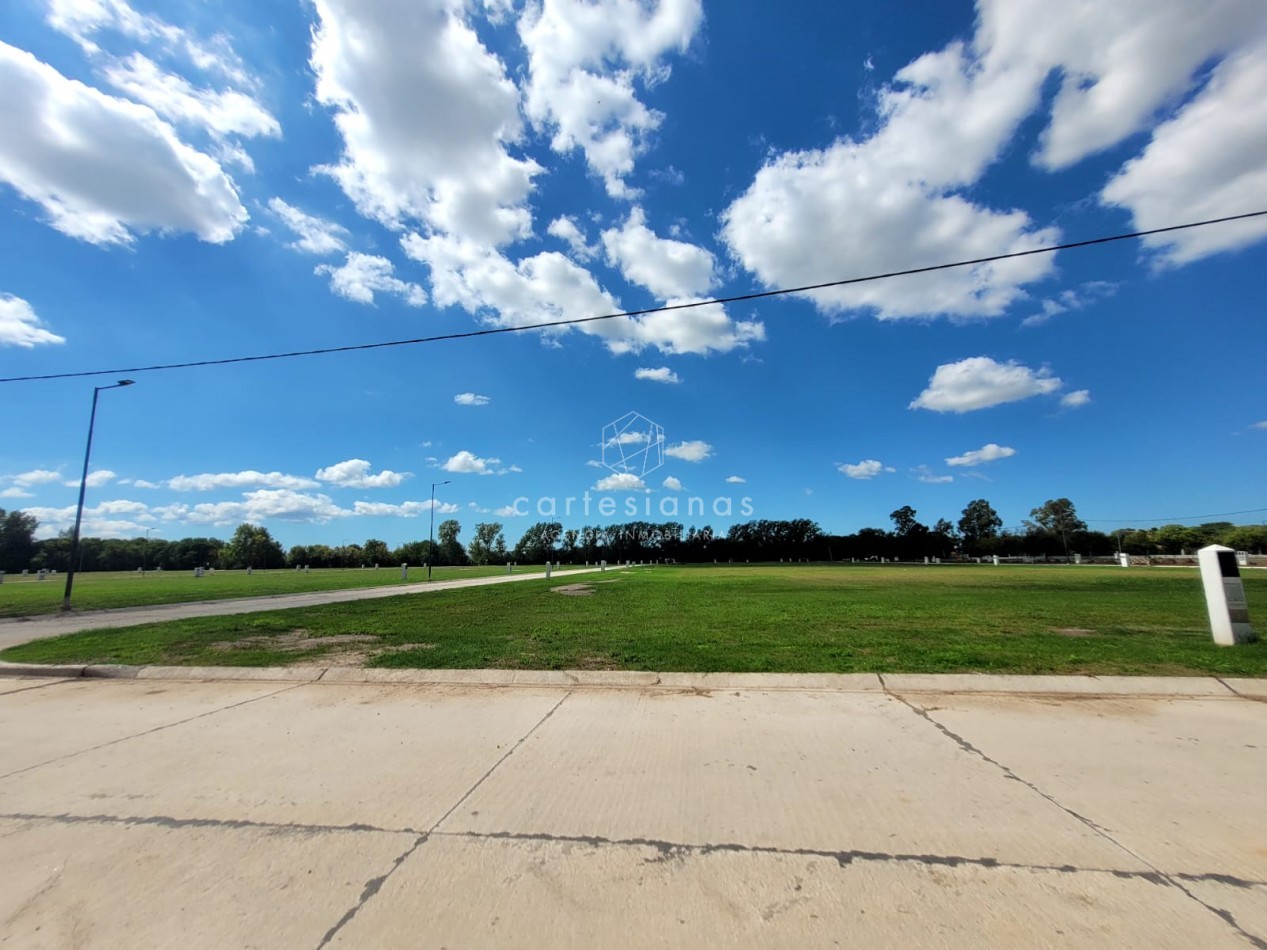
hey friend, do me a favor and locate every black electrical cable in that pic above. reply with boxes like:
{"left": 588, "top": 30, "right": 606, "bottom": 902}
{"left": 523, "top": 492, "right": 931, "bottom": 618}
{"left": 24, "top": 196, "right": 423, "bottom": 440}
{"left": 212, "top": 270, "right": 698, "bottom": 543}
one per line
{"left": 4, "top": 208, "right": 1265, "bottom": 384}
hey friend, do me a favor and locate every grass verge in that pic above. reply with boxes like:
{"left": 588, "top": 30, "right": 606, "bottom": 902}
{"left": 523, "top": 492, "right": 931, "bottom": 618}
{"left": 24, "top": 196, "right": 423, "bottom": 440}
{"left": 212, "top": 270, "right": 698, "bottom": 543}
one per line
{"left": 0, "top": 564, "right": 552, "bottom": 618}
{"left": 5, "top": 565, "right": 1265, "bottom": 676}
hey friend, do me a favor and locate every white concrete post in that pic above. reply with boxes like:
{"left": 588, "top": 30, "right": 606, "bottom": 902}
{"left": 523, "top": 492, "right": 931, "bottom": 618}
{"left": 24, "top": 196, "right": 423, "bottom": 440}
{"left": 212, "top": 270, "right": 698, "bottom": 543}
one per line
{"left": 1074, "top": 553, "right": 1082, "bottom": 565}
{"left": 1198, "top": 545, "right": 1256, "bottom": 645}
{"left": 924, "top": 556, "right": 930, "bottom": 564}
{"left": 1119, "top": 552, "right": 1130, "bottom": 568}
{"left": 507, "top": 563, "right": 512, "bottom": 574}
{"left": 401, "top": 563, "right": 408, "bottom": 580}
{"left": 992, "top": 555, "right": 1000, "bottom": 566}
{"left": 546, "top": 562, "right": 552, "bottom": 579}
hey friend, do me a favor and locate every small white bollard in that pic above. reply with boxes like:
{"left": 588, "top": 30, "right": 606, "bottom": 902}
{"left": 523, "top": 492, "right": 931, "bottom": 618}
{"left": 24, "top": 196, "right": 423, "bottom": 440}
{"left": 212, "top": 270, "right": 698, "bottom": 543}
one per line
{"left": 924, "top": 557, "right": 930, "bottom": 565}
{"left": 194, "top": 567, "right": 204, "bottom": 578}
{"left": 305, "top": 565, "right": 310, "bottom": 573}
{"left": 992, "top": 555, "right": 1000, "bottom": 566}
{"left": 601, "top": 560, "right": 607, "bottom": 572}
{"left": 1074, "top": 553, "right": 1082, "bottom": 565}
{"left": 1118, "top": 552, "right": 1130, "bottom": 568}
{"left": 247, "top": 567, "right": 253, "bottom": 576}
{"left": 401, "top": 563, "right": 408, "bottom": 580}
{"left": 1198, "top": 545, "right": 1256, "bottom": 646}
{"left": 546, "top": 562, "right": 552, "bottom": 579}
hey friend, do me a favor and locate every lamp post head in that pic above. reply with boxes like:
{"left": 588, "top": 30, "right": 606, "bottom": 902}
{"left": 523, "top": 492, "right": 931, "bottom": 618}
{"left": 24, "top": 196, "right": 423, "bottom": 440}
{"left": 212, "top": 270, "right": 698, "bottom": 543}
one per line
{"left": 118, "top": 379, "right": 135, "bottom": 387}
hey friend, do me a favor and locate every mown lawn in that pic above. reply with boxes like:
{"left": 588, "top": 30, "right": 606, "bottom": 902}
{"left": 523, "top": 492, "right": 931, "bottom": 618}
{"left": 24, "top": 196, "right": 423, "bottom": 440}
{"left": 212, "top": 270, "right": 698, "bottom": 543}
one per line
{"left": 4, "top": 565, "right": 1265, "bottom": 677}
{"left": 0, "top": 564, "right": 553, "bottom": 618}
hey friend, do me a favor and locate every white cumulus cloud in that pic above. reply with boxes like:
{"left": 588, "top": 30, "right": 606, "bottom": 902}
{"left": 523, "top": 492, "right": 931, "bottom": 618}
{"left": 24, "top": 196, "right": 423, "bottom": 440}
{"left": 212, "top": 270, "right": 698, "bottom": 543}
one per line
{"left": 665, "top": 440, "right": 713, "bottom": 462}
{"left": 316, "top": 252, "right": 427, "bottom": 307}
{"left": 8, "top": 469, "right": 63, "bottom": 488}
{"left": 838, "top": 460, "right": 895, "bottom": 480}
{"left": 634, "top": 366, "right": 680, "bottom": 384}
{"left": 0, "top": 41, "right": 247, "bottom": 245}
{"left": 442, "top": 450, "right": 508, "bottom": 476}
{"left": 725, "top": 475, "right": 746, "bottom": 484}
{"left": 945, "top": 443, "right": 1016, "bottom": 467}
{"left": 63, "top": 469, "right": 116, "bottom": 488}
{"left": 268, "top": 198, "right": 348, "bottom": 255}
{"left": 315, "top": 459, "right": 410, "bottom": 489}
{"left": 910, "top": 357, "right": 1063, "bottom": 413}
{"left": 720, "top": 0, "right": 1267, "bottom": 320}
{"left": 1060, "top": 390, "right": 1092, "bottom": 409}
{"left": 593, "top": 472, "right": 646, "bottom": 491}
{"left": 454, "top": 392, "right": 491, "bottom": 406}
{"left": 310, "top": 0, "right": 538, "bottom": 245}
{"left": 602, "top": 207, "right": 715, "bottom": 299}
{"left": 166, "top": 471, "right": 321, "bottom": 492}
{"left": 518, "top": 0, "right": 703, "bottom": 197}
{"left": 0, "top": 294, "right": 65, "bottom": 348}
{"left": 547, "top": 215, "right": 596, "bottom": 259}
{"left": 662, "top": 476, "right": 684, "bottom": 491}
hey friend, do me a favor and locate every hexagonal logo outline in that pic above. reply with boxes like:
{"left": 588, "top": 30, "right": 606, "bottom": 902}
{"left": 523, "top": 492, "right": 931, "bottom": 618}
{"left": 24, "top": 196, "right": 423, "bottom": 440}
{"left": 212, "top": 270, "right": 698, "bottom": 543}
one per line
{"left": 600, "top": 411, "right": 665, "bottom": 478}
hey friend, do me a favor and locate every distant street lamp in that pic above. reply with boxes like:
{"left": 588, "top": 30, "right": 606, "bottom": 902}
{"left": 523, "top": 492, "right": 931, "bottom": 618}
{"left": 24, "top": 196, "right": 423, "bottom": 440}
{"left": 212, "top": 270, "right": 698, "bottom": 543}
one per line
{"left": 428, "top": 480, "right": 450, "bottom": 580}
{"left": 62, "top": 379, "right": 135, "bottom": 611}
{"left": 142, "top": 527, "right": 157, "bottom": 576}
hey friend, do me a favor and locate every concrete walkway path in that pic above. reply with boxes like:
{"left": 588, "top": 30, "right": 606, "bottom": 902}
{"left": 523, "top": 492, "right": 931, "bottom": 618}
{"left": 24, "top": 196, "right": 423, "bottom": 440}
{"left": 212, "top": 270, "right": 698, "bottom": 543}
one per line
{"left": 0, "top": 672, "right": 1263, "bottom": 948}
{"left": 0, "top": 565, "right": 626, "bottom": 651}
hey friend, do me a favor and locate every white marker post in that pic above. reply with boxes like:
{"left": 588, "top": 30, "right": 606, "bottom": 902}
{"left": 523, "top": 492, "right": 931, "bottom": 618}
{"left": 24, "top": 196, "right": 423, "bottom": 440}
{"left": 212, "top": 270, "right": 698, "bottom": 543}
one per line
{"left": 1198, "top": 545, "right": 1256, "bottom": 646}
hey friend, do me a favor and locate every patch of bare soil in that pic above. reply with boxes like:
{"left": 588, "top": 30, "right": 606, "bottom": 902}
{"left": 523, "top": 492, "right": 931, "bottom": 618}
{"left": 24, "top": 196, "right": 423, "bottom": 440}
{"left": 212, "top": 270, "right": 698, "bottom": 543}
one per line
{"left": 551, "top": 584, "right": 595, "bottom": 596}
{"left": 1052, "top": 627, "right": 1097, "bottom": 638}
{"left": 574, "top": 653, "right": 619, "bottom": 670}
{"left": 210, "top": 629, "right": 382, "bottom": 652}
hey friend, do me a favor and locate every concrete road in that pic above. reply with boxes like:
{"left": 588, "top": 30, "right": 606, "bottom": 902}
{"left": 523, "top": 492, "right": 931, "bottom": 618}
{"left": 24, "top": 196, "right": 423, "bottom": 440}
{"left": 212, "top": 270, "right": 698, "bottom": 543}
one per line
{"left": 1, "top": 673, "right": 1264, "bottom": 948}
{"left": 0, "top": 565, "right": 626, "bottom": 652}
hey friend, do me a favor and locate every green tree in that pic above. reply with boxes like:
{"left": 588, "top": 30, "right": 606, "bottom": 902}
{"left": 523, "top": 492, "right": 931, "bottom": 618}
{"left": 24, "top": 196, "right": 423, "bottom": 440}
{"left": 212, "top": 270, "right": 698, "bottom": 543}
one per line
{"left": 221, "top": 523, "right": 285, "bottom": 569}
{"left": 363, "top": 538, "right": 391, "bottom": 565}
{"left": 436, "top": 519, "right": 466, "bottom": 565}
{"left": 958, "top": 499, "right": 1002, "bottom": 553}
{"left": 1026, "top": 498, "right": 1086, "bottom": 556}
{"left": 467, "top": 523, "right": 504, "bottom": 565}
{"left": 0, "top": 508, "right": 39, "bottom": 573}
{"left": 512, "top": 521, "right": 562, "bottom": 562}
{"left": 889, "top": 506, "right": 920, "bottom": 537}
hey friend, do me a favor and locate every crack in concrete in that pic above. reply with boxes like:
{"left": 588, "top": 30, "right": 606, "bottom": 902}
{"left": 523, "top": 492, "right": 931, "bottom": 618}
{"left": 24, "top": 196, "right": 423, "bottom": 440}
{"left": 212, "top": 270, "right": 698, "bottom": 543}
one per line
{"left": 0, "top": 678, "right": 75, "bottom": 696}
{"left": 882, "top": 680, "right": 1267, "bottom": 949}
{"left": 0, "top": 810, "right": 423, "bottom": 838}
{"left": 0, "top": 682, "right": 308, "bottom": 781}
{"left": 433, "top": 829, "right": 1267, "bottom": 889}
{"left": 310, "top": 690, "right": 574, "bottom": 949}
{"left": 315, "top": 834, "right": 428, "bottom": 950}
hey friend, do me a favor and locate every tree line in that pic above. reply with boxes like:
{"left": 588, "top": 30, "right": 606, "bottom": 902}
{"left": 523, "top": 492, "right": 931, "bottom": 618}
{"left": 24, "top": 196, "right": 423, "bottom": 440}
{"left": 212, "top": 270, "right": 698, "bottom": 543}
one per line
{"left": 1, "top": 499, "right": 1264, "bottom": 575}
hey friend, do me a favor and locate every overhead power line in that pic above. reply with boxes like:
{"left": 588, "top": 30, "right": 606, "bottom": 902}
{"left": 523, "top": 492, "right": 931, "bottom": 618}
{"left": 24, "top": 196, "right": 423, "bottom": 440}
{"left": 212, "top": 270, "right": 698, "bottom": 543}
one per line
{"left": 4, "top": 208, "right": 1266, "bottom": 385}
{"left": 1082, "top": 507, "right": 1267, "bottom": 525}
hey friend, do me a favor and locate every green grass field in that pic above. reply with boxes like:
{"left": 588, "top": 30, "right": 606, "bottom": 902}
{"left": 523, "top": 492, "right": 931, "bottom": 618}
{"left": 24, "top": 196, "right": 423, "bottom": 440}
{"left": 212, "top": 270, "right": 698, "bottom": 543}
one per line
{"left": 4, "top": 564, "right": 1265, "bottom": 676}
{"left": 0, "top": 564, "right": 555, "bottom": 618}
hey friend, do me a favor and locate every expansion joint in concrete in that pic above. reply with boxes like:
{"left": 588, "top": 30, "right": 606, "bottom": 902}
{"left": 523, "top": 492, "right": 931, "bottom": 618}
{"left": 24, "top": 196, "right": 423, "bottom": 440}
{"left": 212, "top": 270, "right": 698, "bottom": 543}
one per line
{"left": 882, "top": 684, "right": 1267, "bottom": 949}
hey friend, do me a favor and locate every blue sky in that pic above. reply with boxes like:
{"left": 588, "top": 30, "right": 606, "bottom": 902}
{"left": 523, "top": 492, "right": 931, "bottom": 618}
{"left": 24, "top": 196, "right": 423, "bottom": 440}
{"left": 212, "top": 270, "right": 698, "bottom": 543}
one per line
{"left": 1, "top": 0, "right": 1265, "bottom": 547}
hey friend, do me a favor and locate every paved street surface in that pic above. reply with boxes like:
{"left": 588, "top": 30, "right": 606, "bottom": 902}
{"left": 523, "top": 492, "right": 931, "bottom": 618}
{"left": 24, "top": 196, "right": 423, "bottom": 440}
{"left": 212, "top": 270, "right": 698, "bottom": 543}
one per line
{"left": 1, "top": 672, "right": 1264, "bottom": 948}
{"left": 0, "top": 566, "right": 624, "bottom": 652}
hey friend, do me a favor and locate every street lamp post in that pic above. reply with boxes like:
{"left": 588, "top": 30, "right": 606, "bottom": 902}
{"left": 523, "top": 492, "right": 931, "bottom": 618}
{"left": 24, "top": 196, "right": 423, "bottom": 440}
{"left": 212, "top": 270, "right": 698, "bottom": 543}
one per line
{"left": 62, "top": 379, "right": 134, "bottom": 611}
{"left": 428, "top": 480, "right": 450, "bottom": 580}
{"left": 142, "top": 527, "right": 156, "bottom": 576}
